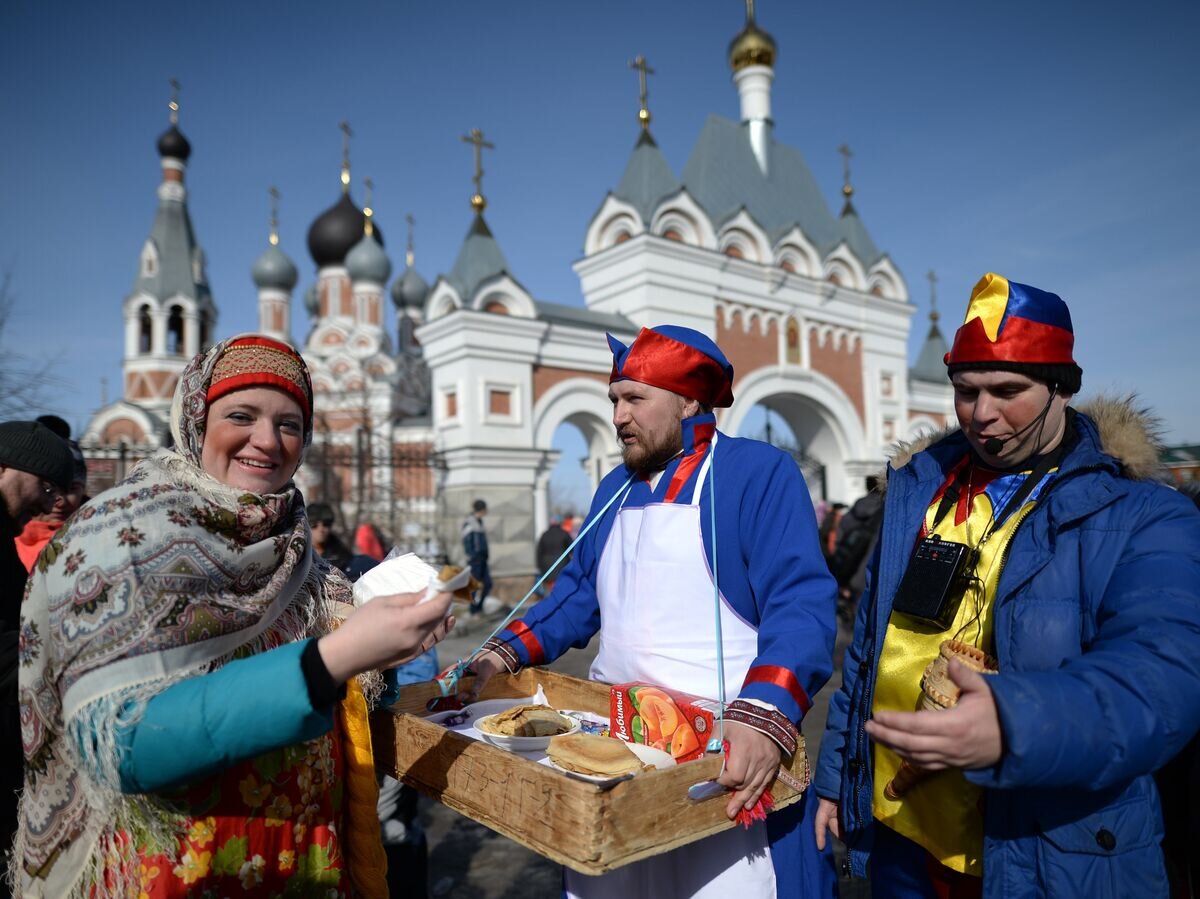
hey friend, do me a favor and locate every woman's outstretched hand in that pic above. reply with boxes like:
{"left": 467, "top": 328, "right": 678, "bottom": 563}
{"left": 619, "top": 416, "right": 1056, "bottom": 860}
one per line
{"left": 318, "top": 591, "right": 455, "bottom": 684}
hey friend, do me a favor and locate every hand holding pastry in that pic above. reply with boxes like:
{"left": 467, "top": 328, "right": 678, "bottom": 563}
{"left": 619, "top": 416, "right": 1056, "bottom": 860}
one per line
{"left": 867, "top": 658, "right": 1003, "bottom": 773}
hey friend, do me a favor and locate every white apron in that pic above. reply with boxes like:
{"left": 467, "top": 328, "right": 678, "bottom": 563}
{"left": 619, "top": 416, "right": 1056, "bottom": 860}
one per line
{"left": 568, "top": 442, "right": 777, "bottom": 898}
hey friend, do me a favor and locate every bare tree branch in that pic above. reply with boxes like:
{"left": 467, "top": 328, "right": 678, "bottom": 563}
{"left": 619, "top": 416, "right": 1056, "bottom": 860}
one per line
{"left": 0, "top": 272, "right": 65, "bottom": 420}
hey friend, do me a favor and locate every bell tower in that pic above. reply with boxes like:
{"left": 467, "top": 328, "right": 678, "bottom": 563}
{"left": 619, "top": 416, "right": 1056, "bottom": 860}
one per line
{"left": 122, "top": 80, "right": 217, "bottom": 410}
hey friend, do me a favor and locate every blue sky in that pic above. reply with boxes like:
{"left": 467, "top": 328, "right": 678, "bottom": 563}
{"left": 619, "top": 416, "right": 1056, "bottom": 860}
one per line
{"left": 2, "top": 0, "right": 1197, "bottom": 505}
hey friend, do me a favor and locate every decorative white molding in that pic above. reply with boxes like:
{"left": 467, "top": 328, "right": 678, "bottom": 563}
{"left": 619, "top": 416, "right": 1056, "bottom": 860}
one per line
{"left": 82, "top": 401, "right": 162, "bottom": 447}
{"left": 823, "top": 243, "right": 867, "bottom": 292}
{"left": 772, "top": 227, "right": 821, "bottom": 278}
{"left": 806, "top": 320, "right": 862, "bottom": 352}
{"left": 480, "top": 378, "right": 523, "bottom": 427}
{"left": 425, "top": 278, "right": 462, "bottom": 321}
{"left": 648, "top": 189, "right": 718, "bottom": 249}
{"left": 716, "top": 209, "right": 770, "bottom": 263}
{"left": 470, "top": 273, "right": 537, "bottom": 319}
{"left": 716, "top": 300, "right": 778, "bottom": 337}
{"left": 584, "top": 195, "right": 646, "bottom": 256}
{"left": 438, "top": 381, "right": 463, "bottom": 429}
{"left": 866, "top": 257, "right": 908, "bottom": 303}
{"left": 531, "top": 378, "right": 613, "bottom": 452}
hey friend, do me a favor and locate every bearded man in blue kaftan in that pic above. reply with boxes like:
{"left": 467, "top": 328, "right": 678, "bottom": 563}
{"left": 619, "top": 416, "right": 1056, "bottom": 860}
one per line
{"left": 469, "top": 325, "right": 838, "bottom": 898}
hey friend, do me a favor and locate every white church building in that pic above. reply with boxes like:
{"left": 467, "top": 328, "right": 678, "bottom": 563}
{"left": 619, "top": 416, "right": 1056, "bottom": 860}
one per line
{"left": 83, "top": 7, "right": 952, "bottom": 583}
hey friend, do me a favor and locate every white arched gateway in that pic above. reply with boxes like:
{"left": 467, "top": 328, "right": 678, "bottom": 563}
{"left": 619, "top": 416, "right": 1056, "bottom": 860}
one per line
{"left": 531, "top": 378, "right": 620, "bottom": 536}
{"left": 721, "top": 367, "right": 870, "bottom": 504}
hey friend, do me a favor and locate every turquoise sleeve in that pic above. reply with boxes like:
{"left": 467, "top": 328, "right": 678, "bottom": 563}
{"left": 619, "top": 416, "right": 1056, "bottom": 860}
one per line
{"left": 115, "top": 638, "right": 334, "bottom": 793}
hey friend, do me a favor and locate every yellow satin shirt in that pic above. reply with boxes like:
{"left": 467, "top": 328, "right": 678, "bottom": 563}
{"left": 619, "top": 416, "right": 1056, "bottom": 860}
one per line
{"left": 872, "top": 457, "right": 1056, "bottom": 876}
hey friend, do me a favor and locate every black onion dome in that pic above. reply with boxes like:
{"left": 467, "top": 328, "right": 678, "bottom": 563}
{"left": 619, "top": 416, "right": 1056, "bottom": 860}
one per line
{"left": 306, "top": 193, "right": 384, "bottom": 268}
{"left": 156, "top": 125, "right": 191, "bottom": 161}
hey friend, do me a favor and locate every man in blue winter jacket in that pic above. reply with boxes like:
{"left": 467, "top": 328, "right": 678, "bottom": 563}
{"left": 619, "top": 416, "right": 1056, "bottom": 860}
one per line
{"left": 815, "top": 272, "right": 1200, "bottom": 898}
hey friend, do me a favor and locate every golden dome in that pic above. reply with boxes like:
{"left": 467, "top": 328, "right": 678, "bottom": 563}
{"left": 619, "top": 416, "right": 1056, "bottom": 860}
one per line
{"left": 728, "top": 19, "right": 776, "bottom": 71}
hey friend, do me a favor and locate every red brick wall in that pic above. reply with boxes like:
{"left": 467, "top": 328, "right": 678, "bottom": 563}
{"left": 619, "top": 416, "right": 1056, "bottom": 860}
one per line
{"left": 393, "top": 442, "right": 435, "bottom": 498}
{"left": 716, "top": 309, "right": 777, "bottom": 381}
{"left": 809, "top": 331, "right": 864, "bottom": 425}
{"left": 489, "top": 389, "right": 512, "bottom": 415}
{"left": 531, "top": 365, "right": 608, "bottom": 405}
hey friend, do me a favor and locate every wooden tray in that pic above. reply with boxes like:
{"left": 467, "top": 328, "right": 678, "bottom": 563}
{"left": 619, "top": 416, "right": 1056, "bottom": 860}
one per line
{"left": 370, "top": 668, "right": 809, "bottom": 875}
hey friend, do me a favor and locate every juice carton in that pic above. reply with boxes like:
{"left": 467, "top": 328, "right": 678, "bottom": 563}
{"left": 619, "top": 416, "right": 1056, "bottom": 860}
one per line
{"left": 609, "top": 682, "right": 723, "bottom": 763}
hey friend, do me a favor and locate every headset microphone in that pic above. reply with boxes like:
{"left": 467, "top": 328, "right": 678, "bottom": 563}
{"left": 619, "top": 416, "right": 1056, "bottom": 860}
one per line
{"left": 981, "top": 385, "right": 1058, "bottom": 456}
{"left": 982, "top": 435, "right": 1006, "bottom": 456}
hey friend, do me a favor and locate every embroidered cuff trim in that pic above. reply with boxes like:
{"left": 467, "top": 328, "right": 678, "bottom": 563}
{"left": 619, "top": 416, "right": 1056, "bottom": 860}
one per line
{"left": 481, "top": 638, "right": 521, "bottom": 674}
{"left": 726, "top": 699, "right": 799, "bottom": 756}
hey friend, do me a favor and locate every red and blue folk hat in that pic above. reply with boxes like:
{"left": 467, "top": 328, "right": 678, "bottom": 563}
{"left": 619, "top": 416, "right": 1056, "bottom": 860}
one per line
{"left": 608, "top": 326, "right": 735, "bottom": 407}
{"left": 945, "top": 273, "right": 1082, "bottom": 392}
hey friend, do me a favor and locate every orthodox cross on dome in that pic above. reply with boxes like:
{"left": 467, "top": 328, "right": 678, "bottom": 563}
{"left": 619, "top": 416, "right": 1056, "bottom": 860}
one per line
{"left": 268, "top": 186, "right": 280, "bottom": 246}
{"left": 405, "top": 213, "right": 415, "bottom": 267}
{"left": 461, "top": 128, "right": 495, "bottom": 213}
{"left": 168, "top": 78, "right": 180, "bottom": 125}
{"left": 838, "top": 143, "right": 854, "bottom": 200}
{"left": 629, "top": 54, "right": 655, "bottom": 131}
{"left": 927, "top": 269, "right": 939, "bottom": 322}
{"left": 363, "top": 176, "right": 375, "bottom": 236}
{"left": 339, "top": 120, "right": 353, "bottom": 192}
{"left": 745, "top": 0, "right": 756, "bottom": 21}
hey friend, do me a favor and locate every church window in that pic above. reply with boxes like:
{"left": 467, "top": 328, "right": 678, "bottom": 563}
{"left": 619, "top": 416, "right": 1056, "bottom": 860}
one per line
{"left": 780, "top": 258, "right": 796, "bottom": 273}
{"left": 445, "top": 391, "right": 458, "bottom": 418}
{"left": 662, "top": 228, "right": 684, "bottom": 242}
{"left": 828, "top": 273, "right": 842, "bottom": 286}
{"left": 882, "top": 419, "right": 896, "bottom": 441}
{"left": 199, "top": 316, "right": 210, "bottom": 350}
{"left": 614, "top": 230, "right": 632, "bottom": 245}
{"left": 484, "top": 301, "right": 509, "bottom": 315}
{"left": 785, "top": 317, "right": 801, "bottom": 365}
{"left": 881, "top": 372, "right": 894, "bottom": 397}
{"left": 138, "top": 305, "right": 152, "bottom": 353}
{"left": 167, "top": 305, "right": 184, "bottom": 355}
{"left": 724, "top": 244, "right": 744, "bottom": 259}
{"left": 489, "top": 389, "right": 511, "bottom": 416}
{"left": 870, "top": 284, "right": 884, "bottom": 297}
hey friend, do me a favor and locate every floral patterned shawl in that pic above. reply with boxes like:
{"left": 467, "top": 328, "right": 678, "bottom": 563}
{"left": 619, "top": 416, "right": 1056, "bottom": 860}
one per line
{"left": 12, "top": 338, "right": 356, "bottom": 897}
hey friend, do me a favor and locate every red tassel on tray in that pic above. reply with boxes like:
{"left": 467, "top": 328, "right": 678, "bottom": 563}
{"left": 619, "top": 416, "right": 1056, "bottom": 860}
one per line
{"left": 722, "top": 739, "right": 777, "bottom": 830}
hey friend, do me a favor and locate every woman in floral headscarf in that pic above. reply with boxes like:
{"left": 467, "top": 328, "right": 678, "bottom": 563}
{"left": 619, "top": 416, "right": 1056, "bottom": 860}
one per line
{"left": 13, "top": 336, "right": 453, "bottom": 898}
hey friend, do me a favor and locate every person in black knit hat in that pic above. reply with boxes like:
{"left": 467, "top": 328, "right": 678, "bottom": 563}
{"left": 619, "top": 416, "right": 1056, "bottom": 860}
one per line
{"left": 0, "top": 420, "right": 74, "bottom": 897}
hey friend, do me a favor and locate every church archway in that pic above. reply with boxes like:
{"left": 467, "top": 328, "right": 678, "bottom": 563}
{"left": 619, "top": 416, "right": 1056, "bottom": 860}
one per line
{"left": 532, "top": 379, "right": 617, "bottom": 536}
{"left": 720, "top": 368, "right": 867, "bottom": 505}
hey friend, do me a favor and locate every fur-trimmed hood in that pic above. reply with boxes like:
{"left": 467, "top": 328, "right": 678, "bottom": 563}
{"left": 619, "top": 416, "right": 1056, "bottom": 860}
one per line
{"left": 884, "top": 395, "right": 1166, "bottom": 487}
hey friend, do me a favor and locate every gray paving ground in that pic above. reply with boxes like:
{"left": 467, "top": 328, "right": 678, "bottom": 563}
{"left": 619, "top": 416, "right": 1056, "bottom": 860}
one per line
{"left": 410, "top": 605, "right": 868, "bottom": 898}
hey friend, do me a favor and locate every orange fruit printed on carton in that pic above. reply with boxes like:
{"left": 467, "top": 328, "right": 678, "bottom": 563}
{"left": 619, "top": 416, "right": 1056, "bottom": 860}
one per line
{"left": 609, "top": 682, "right": 721, "bottom": 763}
